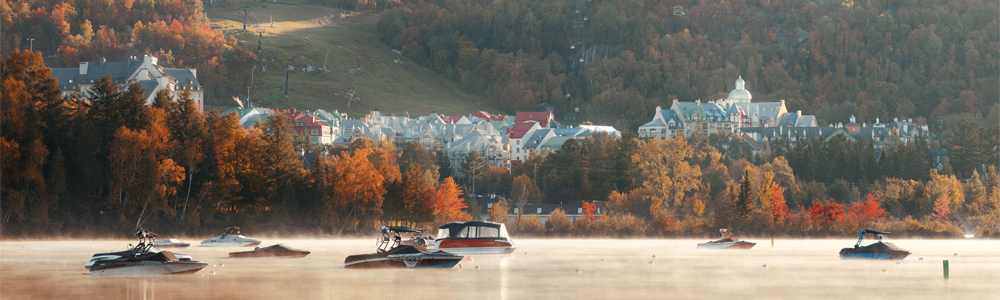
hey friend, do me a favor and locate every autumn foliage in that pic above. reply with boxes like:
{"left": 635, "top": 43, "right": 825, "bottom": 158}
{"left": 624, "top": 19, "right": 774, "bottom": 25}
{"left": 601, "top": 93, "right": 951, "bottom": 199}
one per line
{"left": 429, "top": 177, "right": 471, "bottom": 226}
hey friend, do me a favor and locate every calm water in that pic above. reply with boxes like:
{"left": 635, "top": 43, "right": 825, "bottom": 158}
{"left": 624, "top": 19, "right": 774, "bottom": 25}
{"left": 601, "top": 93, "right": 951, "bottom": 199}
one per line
{"left": 1, "top": 238, "right": 997, "bottom": 299}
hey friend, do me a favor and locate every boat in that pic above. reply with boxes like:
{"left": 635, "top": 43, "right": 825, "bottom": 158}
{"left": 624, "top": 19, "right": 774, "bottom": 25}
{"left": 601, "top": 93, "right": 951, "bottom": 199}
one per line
{"left": 429, "top": 221, "right": 516, "bottom": 254}
{"left": 343, "top": 226, "right": 463, "bottom": 269}
{"left": 85, "top": 246, "right": 193, "bottom": 269}
{"left": 229, "top": 244, "right": 311, "bottom": 258}
{"left": 200, "top": 226, "right": 263, "bottom": 247}
{"left": 89, "top": 229, "right": 208, "bottom": 275}
{"left": 697, "top": 228, "right": 756, "bottom": 249}
{"left": 152, "top": 239, "right": 191, "bottom": 248}
{"left": 85, "top": 229, "right": 192, "bottom": 269}
{"left": 839, "top": 229, "right": 911, "bottom": 260}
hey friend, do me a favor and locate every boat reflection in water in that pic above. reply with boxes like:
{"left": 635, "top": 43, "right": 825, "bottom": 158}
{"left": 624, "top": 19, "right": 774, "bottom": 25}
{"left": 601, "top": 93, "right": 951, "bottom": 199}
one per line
{"left": 343, "top": 226, "right": 463, "bottom": 269}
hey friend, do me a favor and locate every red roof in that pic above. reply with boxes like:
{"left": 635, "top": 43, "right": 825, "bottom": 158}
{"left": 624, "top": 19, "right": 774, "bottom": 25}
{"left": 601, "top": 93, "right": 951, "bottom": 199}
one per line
{"left": 295, "top": 114, "right": 329, "bottom": 127}
{"left": 473, "top": 111, "right": 505, "bottom": 121}
{"left": 507, "top": 121, "right": 538, "bottom": 139}
{"left": 515, "top": 111, "right": 553, "bottom": 128}
{"left": 440, "top": 115, "right": 468, "bottom": 124}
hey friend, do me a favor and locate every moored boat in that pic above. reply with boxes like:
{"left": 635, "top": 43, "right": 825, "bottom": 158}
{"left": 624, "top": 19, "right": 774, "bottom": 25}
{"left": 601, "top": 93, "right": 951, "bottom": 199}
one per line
{"left": 343, "top": 226, "right": 463, "bottom": 269}
{"left": 839, "top": 229, "right": 911, "bottom": 260}
{"left": 229, "top": 244, "right": 311, "bottom": 258}
{"left": 429, "top": 221, "right": 516, "bottom": 254}
{"left": 85, "top": 229, "right": 192, "bottom": 269}
{"left": 200, "top": 227, "right": 262, "bottom": 247}
{"left": 89, "top": 229, "right": 208, "bottom": 275}
{"left": 697, "top": 228, "right": 756, "bottom": 249}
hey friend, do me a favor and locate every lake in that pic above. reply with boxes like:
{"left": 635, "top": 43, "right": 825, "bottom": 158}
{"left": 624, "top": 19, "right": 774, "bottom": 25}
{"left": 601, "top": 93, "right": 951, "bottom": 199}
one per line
{"left": 1, "top": 238, "right": 997, "bottom": 299}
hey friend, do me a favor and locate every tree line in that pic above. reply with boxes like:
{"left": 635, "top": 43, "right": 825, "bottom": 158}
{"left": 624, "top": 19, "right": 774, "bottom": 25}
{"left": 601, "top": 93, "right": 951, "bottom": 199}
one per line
{"left": 469, "top": 130, "right": 999, "bottom": 237}
{"left": 3, "top": 50, "right": 998, "bottom": 238}
{"left": 0, "top": 50, "right": 470, "bottom": 237}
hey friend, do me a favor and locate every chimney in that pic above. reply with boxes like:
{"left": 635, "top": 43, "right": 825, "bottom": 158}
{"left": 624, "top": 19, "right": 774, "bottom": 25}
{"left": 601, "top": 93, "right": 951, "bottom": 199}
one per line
{"left": 99, "top": 57, "right": 106, "bottom": 67}
{"left": 695, "top": 99, "right": 701, "bottom": 105}
{"left": 797, "top": 110, "right": 802, "bottom": 116}
{"left": 672, "top": 99, "right": 679, "bottom": 107}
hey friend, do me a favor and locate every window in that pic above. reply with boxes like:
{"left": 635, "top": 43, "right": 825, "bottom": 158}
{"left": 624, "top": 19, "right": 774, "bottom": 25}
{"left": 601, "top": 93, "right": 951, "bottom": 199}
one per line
{"left": 310, "top": 129, "right": 319, "bottom": 135}
{"left": 479, "top": 227, "right": 500, "bottom": 238}
{"left": 513, "top": 208, "right": 518, "bottom": 214}
{"left": 536, "top": 208, "right": 541, "bottom": 214}
{"left": 578, "top": 208, "right": 583, "bottom": 214}
{"left": 487, "top": 203, "right": 492, "bottom": 208}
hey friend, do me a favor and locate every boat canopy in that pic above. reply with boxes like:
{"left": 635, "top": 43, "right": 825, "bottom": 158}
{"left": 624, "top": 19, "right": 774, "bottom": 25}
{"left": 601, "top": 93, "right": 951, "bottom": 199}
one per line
{"left": 386, "top": 226, "right": 423, "bottom": 233}
{"left": 436, "top": 221, "right": 510, "bottom": 239}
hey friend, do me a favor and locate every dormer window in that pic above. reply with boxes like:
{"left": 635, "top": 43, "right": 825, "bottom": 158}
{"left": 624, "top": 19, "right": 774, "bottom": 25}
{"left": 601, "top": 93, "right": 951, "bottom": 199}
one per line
{"left": 68, "top": 79, "right": 74, "bottom": 83}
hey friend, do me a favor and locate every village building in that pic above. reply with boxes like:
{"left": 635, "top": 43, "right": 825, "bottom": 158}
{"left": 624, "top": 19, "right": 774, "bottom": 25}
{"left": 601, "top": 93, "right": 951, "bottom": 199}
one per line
{"left": 50, "top": 55, "right": 204, "bottom": 110}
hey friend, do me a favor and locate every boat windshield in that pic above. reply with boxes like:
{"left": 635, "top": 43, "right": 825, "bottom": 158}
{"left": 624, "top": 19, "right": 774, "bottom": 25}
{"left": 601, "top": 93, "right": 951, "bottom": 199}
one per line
{"left": 499, "top": 224, "right": 511, "bottom": 239}
{"left": 436, "top": 228, "right": 449, "bottom": 239}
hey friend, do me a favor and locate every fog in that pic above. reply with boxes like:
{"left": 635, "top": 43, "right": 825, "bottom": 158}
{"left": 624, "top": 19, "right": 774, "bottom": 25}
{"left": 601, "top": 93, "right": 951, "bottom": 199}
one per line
{"left": 2, "top": 238, "right": 997, "bottom": 299}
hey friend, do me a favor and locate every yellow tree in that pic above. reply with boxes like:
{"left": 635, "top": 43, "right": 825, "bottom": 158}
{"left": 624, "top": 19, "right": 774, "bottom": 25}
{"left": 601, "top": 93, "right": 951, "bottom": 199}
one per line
{"left": 632, "top": 135, "right": 702, "bottom": 223}
{"left": 330, "top": 148, "right": 385, "bottom": 231}
{"left": 924, "top": 169, "right": 965, "bottom": 216}
{"left": 198, "top": 111, "right": 247, "bottom": 224}
{"left": 430, "top": 177, "right": 471, "bottom": 226}
{"left": 106, "top": 108, "right": 184, "bottom": 230}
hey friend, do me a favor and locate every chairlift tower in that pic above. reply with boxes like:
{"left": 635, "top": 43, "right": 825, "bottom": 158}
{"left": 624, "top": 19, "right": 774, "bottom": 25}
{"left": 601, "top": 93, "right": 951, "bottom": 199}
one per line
{"left": 243, "top": 8, "right": 252, "bottom": 31}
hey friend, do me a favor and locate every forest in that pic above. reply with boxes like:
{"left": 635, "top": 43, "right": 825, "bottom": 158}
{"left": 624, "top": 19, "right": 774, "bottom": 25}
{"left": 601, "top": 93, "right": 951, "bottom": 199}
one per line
{"left": 3, "top": 50, "right": 999, "bottom": 238}
{"left": 374, "top": 0, "right": 999, "bottom": 132}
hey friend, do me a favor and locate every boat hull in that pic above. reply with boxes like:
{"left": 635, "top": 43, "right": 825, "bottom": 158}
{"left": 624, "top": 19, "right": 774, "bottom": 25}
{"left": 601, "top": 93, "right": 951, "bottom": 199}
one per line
{"left": 200, "top": 235, "right": 262, "bottom": 247}
{"left": 344, "top": 253, "right": 463, "bottom": 269}
{"left": 839, "top": 242, "right": 911, "bottom": 260}
{"left": 697, "top": 241, "right": 756, "bottom": 249}
{"left": 152, "top": 240, "right": 190, "bottom": 248}
{"left": 90, "top": 261, "right": 208, "bottom": 275}
{"left": 839, "top": 252, "right": 909, "bottom": 260}
{"left": 432, "top": 239, "right": 516, "bottom": 254}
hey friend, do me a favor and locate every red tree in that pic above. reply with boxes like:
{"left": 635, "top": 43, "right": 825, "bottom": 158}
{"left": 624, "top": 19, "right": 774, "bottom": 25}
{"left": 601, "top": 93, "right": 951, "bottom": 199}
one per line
{"left": 844, "top": 194, "right": 890, "bottom": 228}
{"left": 931, "top": 197, "right": 951, "bottom": 223}
{"left": 582, "top": 201, "right": 598, "bottom": 223}
{"left": 807, "top": 199, "right": 845, "bottom": 227}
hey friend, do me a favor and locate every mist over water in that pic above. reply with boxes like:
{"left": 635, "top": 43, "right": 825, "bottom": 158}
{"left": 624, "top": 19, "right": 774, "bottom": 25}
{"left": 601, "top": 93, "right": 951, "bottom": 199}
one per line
{"left": 2, "top": 238, "right": 997, "bottom": 299}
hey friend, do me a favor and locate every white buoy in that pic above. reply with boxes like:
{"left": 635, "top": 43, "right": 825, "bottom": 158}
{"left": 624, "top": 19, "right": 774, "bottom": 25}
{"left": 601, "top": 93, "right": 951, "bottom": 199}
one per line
{"left": 918, "top": 257, "right": 924, "bottom": 261}
{"left": 648, "top": 261, "right": 655, "bottom": 266}
{"left": 953, "top": 253, "right": 959, "bottom": 258}
{"left": 651, "top": 255, "right": 657, "bottom": 258}
{"left": 209, "top": 271, "right": 216, "bottom": 275}
{"left": 574, "top": 269, "right": 582, "bottom": 274}
{"left": 219, "top": 263, "right": 224, "bottom": 267}
{"left": 895, "top": 261, "right": 902, "bottom": 266}
{"left": 882, "top": 269, "right": 888, "bottom": 273}
{"left": 600, "top": 258, "right": 605, "bottom": 261}
{"left": 474, "top": 266, "right": 480, "bottom": 269}
{"left": 762, "top": 264, "right": 768, "bottom": 269}
{"left": 212, "top": 264, "right": 217, "bottom": 267}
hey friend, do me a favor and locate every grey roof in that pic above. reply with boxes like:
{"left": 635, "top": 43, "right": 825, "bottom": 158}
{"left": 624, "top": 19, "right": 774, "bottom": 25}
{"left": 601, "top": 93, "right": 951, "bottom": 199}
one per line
{"left": 160, "top": 67, "right": 202, "bottom": 89}
{"left": 137, "top": 80, "right": 159, "bottom": 98}
{"left": 51, "top": 68, "right": 80, "bottom": 91}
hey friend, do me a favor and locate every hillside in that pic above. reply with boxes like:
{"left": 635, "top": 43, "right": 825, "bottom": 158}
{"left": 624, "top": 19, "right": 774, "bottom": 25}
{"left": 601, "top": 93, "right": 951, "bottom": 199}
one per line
{"left": 205, "top": 0, "right": 492, "bottom": 117}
